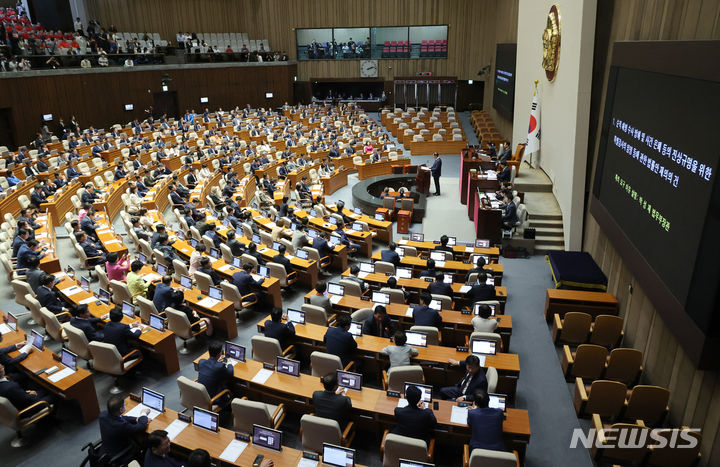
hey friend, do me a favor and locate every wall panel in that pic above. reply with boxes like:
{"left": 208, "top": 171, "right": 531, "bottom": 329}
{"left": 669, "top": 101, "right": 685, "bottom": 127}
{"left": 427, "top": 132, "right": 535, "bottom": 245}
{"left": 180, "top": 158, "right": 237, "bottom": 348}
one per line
{"left": 0, "top": 64, "right": 295, "bottom": 146}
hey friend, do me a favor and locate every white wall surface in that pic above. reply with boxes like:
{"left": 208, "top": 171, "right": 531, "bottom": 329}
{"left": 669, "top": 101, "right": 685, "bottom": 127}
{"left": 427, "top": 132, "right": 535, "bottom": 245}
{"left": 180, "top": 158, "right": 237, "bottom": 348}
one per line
{"left": 512, "top": 0, "right": 596, "bottom": 249}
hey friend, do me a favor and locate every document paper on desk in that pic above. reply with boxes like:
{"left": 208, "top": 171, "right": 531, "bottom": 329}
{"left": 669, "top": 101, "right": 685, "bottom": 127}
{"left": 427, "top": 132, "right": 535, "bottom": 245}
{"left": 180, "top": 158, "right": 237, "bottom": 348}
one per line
{"left": 330, "top": 295, "right": 343, "bottom": 305}
{"left": 61, "top": 286, "right": 85, "bottom": 297}
{"left": 219, "top": 439, "right": 248, "bottom": 462}
{"left": 251, "top": 368, "right": 273, "bottom": 384}
{"left": 125, "top": 404, "right": 162, "bottom": 420}
{"left": 164, "top": 419, "right": 188, "bottom": 440}
{"left": 197, "top": 297, "right": 219, "bottom": 308}
{"left": 406, "top": 307, "right": 415, "bottom": 317}
{"left": 79, "top": 297, "right": 97, "bottom": 305}
{"left": 297, "top": 458, "right": 319, "bottom": 467}
{"left": 459, "top": 285, "right": 472, "bottom": 293}
{"left": 0, "top": 324, "right": 12, "bottom": 334}
{"left": 48, "top": 367, "right": 75, "bottom": 383}
{"left": 465, "top": 246, "right": 475, "bottom": 253}
{"left": 450, "top": 405, "right": 469, "bottom": 425}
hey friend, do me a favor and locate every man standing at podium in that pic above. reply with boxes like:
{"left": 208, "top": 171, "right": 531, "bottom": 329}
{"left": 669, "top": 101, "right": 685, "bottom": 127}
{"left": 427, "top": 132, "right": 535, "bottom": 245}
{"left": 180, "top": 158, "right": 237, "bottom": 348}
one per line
{"left": 431, "top": 152, "right": 442, "bottom": 196}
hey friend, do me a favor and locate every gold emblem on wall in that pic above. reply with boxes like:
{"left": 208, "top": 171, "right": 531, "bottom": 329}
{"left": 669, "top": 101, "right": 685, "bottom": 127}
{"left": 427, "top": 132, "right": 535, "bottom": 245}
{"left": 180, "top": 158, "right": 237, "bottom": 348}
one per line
{"left": 542, "top": 5, "right": 561, "bottom": 81}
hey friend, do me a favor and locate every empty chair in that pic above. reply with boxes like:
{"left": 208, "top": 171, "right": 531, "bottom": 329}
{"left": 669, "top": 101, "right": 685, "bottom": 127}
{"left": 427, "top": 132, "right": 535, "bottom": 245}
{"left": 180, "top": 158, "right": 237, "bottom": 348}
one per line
{"left": 350, "top": 308, "right": 373, "bottom": 323}
{"left": 165, "top": 307, "right": 207, "bottom": 354}
{"left": 110, "top": 279, "right": 138, "bottom": 305}
{"left": 381, "top": 431, "right": 434, "bottom": 467}
{"left": 177, "top": 375, "right": 228, "bottom": 413}
{"left": 251, "top": 336, "right": 295, "bottom": 364}
{"left": 172, "top": 259, "right": 189, "bottom": 283}
{"left": 409, "top": 325, "right": 440, "bottom": 346}
{"left": 374, "top": 261, "right": 395, "bottom": 275}
{"left": 12, "top": 281, "right": 35, "bottom": 311}
{"left": 266, "top": 261, "right": 297, "bottom": 288}
{"left": 302, "top": 246, "right": 331, "bottom": 270}
{"left": 590, "top": 418, "right": 649, "bottom": 465}
{"left": 574, "top": 378, "right": 627, "bottom": 418}
{"left": 62, "top": 323, "right": 92, "bottom": 365}
{"left": 193, "top": 270, "right": 213, "bottom": 292}
{"left": 23, "top": 294, "right": 44, "bottom": 328}
{"left": 339, "top": 278, "right": 363, "bottom": 297}
{"left": 39, "top": 307, "right": 68, "bottom": 343}
{"left": 463, "top": 447, "right": 520, "bottom": 467}
{"left": 623, "top": 385, "right": 670, "bottom": 426}
{"left": 88, "top": 342, "right": 143, "bottom": 394}
{"left": 0, "top": 395, "right": 53, "bottom": 447}
{"left": 310, "top": 351, "right": 353, "bottom": 377}
{"left": 94, "top": 265, "right": 110, "bottom": 292}
{"left": 382, "top": 365, "right": 424, "bottom": 392}
{"left": 604, "top": 348, "right": 642, "bottom": 385}
{"left": 220, "top": 281, "right": 258, "bottom": 314}
{"left": 589, "top": 315, "right": 624, "bottom": 348}
{"left": 645, "top": 428, "right": 701, "bottom": 467}
{"left": 552, "top": 312, "right": 592, "bottom": 345}
{"left": 301, "top": 303, "right": 335, "bottom": 326}
{"left": 562, "top": 344, "right": 608, "bottom": 381}
{"left": 468, "top": 332, "right": 503, "bottom": 352}
{"left": 135, "top": 296, "right": 160, "bottom": 323}
{"left": 301, "top": 414, "right": 355, "bottom": 454}
{"left": 430, "top": 294, "right": 452, "bottom": 310}
{"left": 231, "top": 397, "right": 285, "bottom": 433}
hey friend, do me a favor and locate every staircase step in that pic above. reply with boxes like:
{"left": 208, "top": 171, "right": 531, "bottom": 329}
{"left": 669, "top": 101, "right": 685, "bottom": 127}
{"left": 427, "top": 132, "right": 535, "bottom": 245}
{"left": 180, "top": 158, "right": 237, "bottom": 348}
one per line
{"left": 530, "top": 219, "right": 563, "bottom": 228}
{"left": 535, "top": 244, "right": 566, "bottom": 253}
{"left": 534, "top": 227, "right": 564, "bottom": 237}
{"left": 528, "top": 212, "right": 562, "bottom": 221}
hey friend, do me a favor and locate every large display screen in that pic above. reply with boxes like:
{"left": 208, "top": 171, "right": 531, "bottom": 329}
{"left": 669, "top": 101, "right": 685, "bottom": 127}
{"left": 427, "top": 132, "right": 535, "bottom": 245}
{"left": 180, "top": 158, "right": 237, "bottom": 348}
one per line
{"left": 591, "top": 41, "right": 720, "bottom": 367}
{"left": 595, "top": 67, "right": 719, "bottom": 305}
{"left": 492, "top": 43, "right": 516, "bottom": 119}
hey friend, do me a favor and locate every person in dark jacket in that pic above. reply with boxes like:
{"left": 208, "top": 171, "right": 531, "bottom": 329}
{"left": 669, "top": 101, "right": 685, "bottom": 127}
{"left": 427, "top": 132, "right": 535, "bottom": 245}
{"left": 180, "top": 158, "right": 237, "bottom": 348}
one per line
{"left": 392, "top": 384, "right": 437, "bottom": 442}
{"left": 102, "top": 307, "right": 141, "bottom": 356}
{"left": 466, "top": 272, "right": 496, "bottom": 303}
{"left": 153, "top": 276, "right": 175, "bottom": 313}
{"left": 99, "top": 395, "right": 149, "bottom": 461}
{"left": 271, "top": 243, "right": 294, "bottom": 274}
{"left": 362, "top": 305, "right": 394, "bottom": 338}
{"left": 467, "top": 388, "right": 507, "bottom": 452}
{"left": 263, "top": 307, "right": 295, "bottom": 349}
{"left": 198, "top": 257, "right": 222, "bottom": 286}
{"left": 440, "top": 355, "right": 488, "bottom": 402}
{"left": 312, "top": 371, "right": 353, "bottom": 429}
{"left": 418, "top": 259, "right": 438, "bottom": 278}
{"left": 427, "top": 273, "right": 453, "bottom": 298}
{"left": 323, "top": 314, "right": 357, "bottom": 368}
{"left": 413, "top": 292, "right": 442, "bottom": 328}
{"left": 36, "top": 274, "right": 69, "bottom": 315}
{"left": 69, "top": 304, "right": 104, "bottom": 341}
{"left": 197, "top": 341, "right": 233, "bottom": 402}
{"left": 434, "top": 235, "right": 454, "bottom": 253}
{"left": 231, "top": 263, "right": 264, "bottom": 302}
{"left": 380, "top": 242, "right": 401, "bottom": 266}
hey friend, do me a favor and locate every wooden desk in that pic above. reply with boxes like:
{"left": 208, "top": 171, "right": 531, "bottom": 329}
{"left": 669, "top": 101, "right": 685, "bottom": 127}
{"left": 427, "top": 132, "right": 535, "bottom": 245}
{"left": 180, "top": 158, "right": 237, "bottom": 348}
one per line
{"left": 395, "top": 239, "right": 501, "bottom": 262}
{"left": 1, "top": 311, "right": 100, "bottom": 424}
{"left": 291, "top": 209, "right": 373, "bottom": 258}
{"left": 468, "top": 176, "right": 500, "bottom": 220}
{"left": 32, "top": 212, "right": 61, "bottom": 274}
{"left": 124, "top": 398, "right": 314, "bottom": 467}
{"left": 41, "top": 179, "right": 79, "bottom": 222}
{"left": 409, "top": 140, "right": 468, "bottom": 156}
{"left": 544, "top": 289, "right": 619, "bottom": 322}
{"left": 321, "top": 170, "right": 348, "bottom": 195}
{"left": 356, "top": 158, "right": 410, "bottom": 180}
{"left": 370, "top": 251, "right": 505, "bottom": 286}
{"left": 94, "top": 213, "right": 129, "bottom": 256}
{"left": 330, "top": 204, "right": 394, "bottom": 244}
{"left": 474, "top": 194, "right": 502, "bottom": 245}
{"left": 55, "top": 277, "right": 180, "bottom": 375}
{"left": 192, "top": 355, "right": 530, "bottom": 456}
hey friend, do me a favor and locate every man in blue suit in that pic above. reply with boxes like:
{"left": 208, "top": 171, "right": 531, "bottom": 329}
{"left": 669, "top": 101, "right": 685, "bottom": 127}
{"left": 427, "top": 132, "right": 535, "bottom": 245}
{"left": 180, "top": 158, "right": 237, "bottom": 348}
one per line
{"left": 37, "top": 274, "right": 68, "bottom": 315}
{"left": 323, "top": 314, "right": 357, "bottom": 368}
{"left": 312, "top": 232, "right": 334, "bottom": 259}
{"left": 497, "top": 161, "right": 511, "bottom": 184}
{"left": 380, "top": 242, "right": 401, "bottom": 266}
{"left": 231, "top": 263, "right": 265, "bottom": 302}
{"left": 466, "top": 272, "right": 496, "bottom": 303}
{"left": 153, "top": 276, "right": 175, "bottom": 313}
{"left": 0, "top": 362, "right": 55, "bottom": 413}
{"left": 428, "top": 274, "right": 453, "bottom": 298}
{"left": 263, "top": 307, "right": 296, "bottom": 349}
{"left": 99, "top": 395, "right": 148, "bottom": 462}
{"left": 430, "top": 152, "right": 442, "bottom": 196}
{"left": 440, "top": 355, "right": 488, "bottom": 402}
{"left": 103, "top": 308, "right": 141, "bottom": 356}
{"left": 467, "top": 389, "right": 507, "bottom": 452}
{"left": 392, "top": 384, "right": 437, "bottom": 442}
{"left": 70, "top": 304, "right": 104, "bottom": 341}
{"left": 197, "top": 341, "right": 233, "bottom": 402}
{"left": 413, "top": 292, "right": 443, "bottom": 328}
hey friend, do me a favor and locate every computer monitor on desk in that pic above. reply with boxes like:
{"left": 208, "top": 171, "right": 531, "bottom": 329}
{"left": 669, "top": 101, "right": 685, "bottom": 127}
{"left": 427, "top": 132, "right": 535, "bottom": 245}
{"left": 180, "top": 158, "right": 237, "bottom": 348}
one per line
{"left": 192, "top": 406, "right": 219, "bottom": 432}
{"left": 327, "top": 282, "right": 344, "bottom": 296}
{"left": 286, "top": 308, "right": 305, "bottom": 325}
{"left": 399, "top": 460, "right": 435, "bottom": 467}
{"left": 405, "top": 331, "right": 427, "bottom": 347}
{"left": 405, "top": 382, "right": 432, "bottom": 402}
{"left": 180, "top": 275, "right": 193, "bottom": 289}
{"left": 142, "top": 387, "right": 165, "bottom": 413}
{"left": 208, "top": 286, "right": 223, "bottom": 301}
{"left": 471, "top": 339, "right": 497, "bottom": 356}
{"left": 396, "top": 267, "right": 412, "bottom": 279}
{"left": 61, "top": 349, "right": 77, "bottom": 371}
{"left": 253, "top": 425, "right": 282, "bottom": 451}
{"left": 225, "top": 342, "right": 246, "bottom": 362}
{"left": 410, "top": 233, "right": 424, "bottom": 242}
{"left": 372, "top": 291, "right": 389, "bottom": 304}
{"left": 337, "top": 370, "right": 362, "bottom": 391}
{"left": 429, "top": 251, "right": 446, "bottom": 262}
{"left": 322, "top": 443, "right": 356, "bottom": 467}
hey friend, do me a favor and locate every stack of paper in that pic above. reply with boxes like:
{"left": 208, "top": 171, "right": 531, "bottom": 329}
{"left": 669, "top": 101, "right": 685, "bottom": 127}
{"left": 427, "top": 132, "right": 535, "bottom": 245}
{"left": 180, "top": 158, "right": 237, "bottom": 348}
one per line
{"left": 251, "top": 368, "right": 273, "bottom": 384}
{"left": 218, "top": 440, "right": 248, "bottom": 462}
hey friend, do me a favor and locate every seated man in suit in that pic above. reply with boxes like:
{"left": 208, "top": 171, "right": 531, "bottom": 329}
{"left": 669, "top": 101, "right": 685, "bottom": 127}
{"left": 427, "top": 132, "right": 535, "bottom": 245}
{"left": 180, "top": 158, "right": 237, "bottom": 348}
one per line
{"left": 153, "top": 276, "right": 175, "bottom": 313}
{"left": 427, "top": 273, "right": 453, "bottom": 298}
{"left": 17, "top": 238, "right": 46, "bottom": 271}
{"left": 380, "top": 242, "right": 401, "bottom": 266}
{"left": 0, "top": 362, "right": 55, "bottom": 415}
{"left": 310, "top": 281, "right": 333, "bottom": 315}
{"left": 103, "top": 307, "right": 142, "bottom": 357}
{"left": 392, "top": 384, "right": 437, "bottom": 442}
{"left": 231, "top": 263, "right": 265, "bottom": 303}
{"left": 76, "top": 231, "right": 106, "bottom": 265}
{"left": 245, "top": 242, "right": 265, "bottom": 266}
{"left": 312, "top": 231, "right": 334, "bottom": 260}
{"left": 413, "top": 292, "right": 443, "bottom": 328}
{"left": 501, "top": 192, "right": 518, "bottom": 230}
{"left": 434, "top": 235, "right": 454, "bottom": 253}
{"left": 418, "top": 259, "right": 438, "bottom": 278}
{"left": 440, "top": 355, "right": 488, "bottom": 402}
{"left": 271, "top": 243, "right": 294, "bottom": 275}
{"left": 465, "top": 255, "right": 487, "bottom": 282}
{"left": 345, "top": 265, "right": 368, "bottom": 293}
{"left": 99, "top": 395, "right": 149, "bottom": 463}
{"left": 362, "top": 305, "right": 394, "bottom": 338}
{"left": 263, "top": 307, "right": 295, "bottom": 350}
{"left": 197, "top": 341, "right": 233, "bottom": 404}
{"left": 333, "top": 222, "right": 360, "bottom": 255}
{"left": 497, "top": 162, "right": 511, "bottom": 184}
{"left": 312, "top": 371, "right": 353, "bottom": 429}
{"left": 498, "top": 141, "right": 512, "bottom": 164}
{"left": 144, "top": 429, "right": 184, "bottom": 467}
{"left": 37, "top": 274, "right": 70, "bottom": 315}
{"left": 466, "top": 272, "right": 496, "bottom": 303}
{"left": 30, "top": 185, "right": 47, "bottom": 207}
{"left": 198, "top": 257, "right": 222, "bottom": 286}
{"left": 467, "top": 388, "right": 507, "bottom": 452}
{"left": 225, "top": 230, "right": 245, "bottom": 257}
{"left": 323, "top": 314, "right": 357, "bottom": 368}
{"left": 70, "top": 304, "right": 104, "bottom": 341}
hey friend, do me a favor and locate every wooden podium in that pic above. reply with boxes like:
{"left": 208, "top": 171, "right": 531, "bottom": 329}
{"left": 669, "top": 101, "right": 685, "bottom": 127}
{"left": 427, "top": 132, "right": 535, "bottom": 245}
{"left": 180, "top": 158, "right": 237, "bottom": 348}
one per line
{"left": 416, "top": 166, "right": 431, "bottom": 194}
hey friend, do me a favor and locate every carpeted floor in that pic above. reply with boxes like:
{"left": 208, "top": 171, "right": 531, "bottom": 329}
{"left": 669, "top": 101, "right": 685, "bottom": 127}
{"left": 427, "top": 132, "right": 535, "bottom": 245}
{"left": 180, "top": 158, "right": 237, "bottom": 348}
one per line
{"left": 1, "top": 112, "right": 593, "bottom": 466}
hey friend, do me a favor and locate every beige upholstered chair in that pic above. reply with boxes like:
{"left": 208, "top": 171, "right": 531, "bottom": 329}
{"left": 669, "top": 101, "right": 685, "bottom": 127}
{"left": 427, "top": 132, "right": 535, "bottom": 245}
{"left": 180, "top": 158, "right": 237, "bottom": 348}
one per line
{"left": 266, "top": 261, "right": 297, "bottom": 288}
{"left": 310, "top": 351, "right": 353, "bottom": 377}
{"left": 381, "top": 431, "right": 434, "bottom": 467}
{"left": 62, "top": 323, "right": 92, "bottom": 364}
{"left": 301, "top": 303, "right": 335, "bottom": 326}
{"left": 88, "top": 342, "right": 143, "bottom": 394}
{"left": 300, "top": 414, "right": 355, "bottom": 454}
{"left": 409, "top": 325, "right": 440, "bottom": 346}
{"left": 165, "top": 307, "right": 206, "bottom": 354}
{"left": 23, "top": 294, "right": 45, "bottom": 327}
{"left": 193, "top": 271, "right": 213, "bottom": 292}
{"left": 374, "top": 261, "right": 395, "bottom": 275}
{"left": 350, "top": 308, "right": 373, "bottom": 323}
{"left": 135, "top": 296, "right": 160, "bottom": 323}
{"left": 339, "top": 279, "right": 363, "bottom": 297}
{"left": 177, "top": 375, "right": 229, "bottom": 413}
{"left": 231, "top": 397, "right": 285, "bottom": 433}
{"left": 382, "top": 365, "right": 424, "bottom": 392}
{"left": 39, "top": 307, "right": 68, "bottom": 343}
{"left": 0, "top": 396, "right": 53, "bottom": 447}
{"left": 250, "top": 336, "right": 295, "bottom": 364}
{"left": 463, "top": 446, "right": 519, "bottom": 467}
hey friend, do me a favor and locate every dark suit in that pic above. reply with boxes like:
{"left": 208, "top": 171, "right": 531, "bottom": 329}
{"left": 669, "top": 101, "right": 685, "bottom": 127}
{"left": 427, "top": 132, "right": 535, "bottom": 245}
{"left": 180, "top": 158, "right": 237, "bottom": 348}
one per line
{"left": 169, "top": 191, "right": 184, "bottom": 206}
{"left": 197, "top": 358, "right": 233, "bottom": 398}
{"left": 103, "top": 321, "right": 141, "bottom": 356}
{"left": 0, "top": 378, "right": 45, "bottom": 410}
{"left": 30, "top": 191, "right": 47, "bottom": 207}
{"left": 264, "top": 320, "right": 295, "bottom": 349}
{"left": 467, "top": 284, "right": 495, "bottom": 303}
{"left": 434, "top": 244, "right": 453, "bottom": 253}
{"left": 498, "top": 166, "right": 511, "bottom": 184}
{"left": 428, "top": 281, "right": 453, "bottom": 298}
{"left": 98, "top": 410, "right": 148, "bottom": 458}
{"left": 272, "top": 253, "right": 293, "bottom": 274}
{"left": 153, "top": 283, "right": 174, "bottom": 313}
{"left": 144, "top": 450, "right": 183, "bottom": 467}
{"left": 70, "top": 316, "right": 104, "bottom": 341}
{"left": 231, "top": 270, "right": 264, "bottom": 300}
{"left": 312, "top": 389, "right": 352, "bottom": 429}
{"left": 324, "top": 326, "right": 357, "bottom": 367}
{"left": 380, "top": 249, "right": 400, "bottom": 267}
{"left": 468, "top": 407, "right": 507, "bottom": 452}
{"left": 413, "top": 305, "right": 442, "bottom": 328}
{"left": 419, "top": 268, "right": 437, "bottom": 278}
{"left": 362, "top": 315, "right": 394, "bottom": 338}
{"left": 430, "top": 158, "right": 442, "bottom": 195}
{"left": 392, "top": 405, "right": 437, "bottom": 442}
{"left": 81, "top": 190, "right": 96, "bottom": 205}
{"left": 227, "top": 239, "right": 244, "bottom": 257}
{"left": 198, "top": 266, "right": 222, "bottom": 286}
{"left": 439, "top": 362, "right": 488, "bottom": 401}
{"left": 37, "top": 285, "right": 65, "bottom": 314}
{"left": 313, "top": 237, "right": 333, "bottom": 258}
{"left": 502, "top": 202, "right": 518, "bottom": 228}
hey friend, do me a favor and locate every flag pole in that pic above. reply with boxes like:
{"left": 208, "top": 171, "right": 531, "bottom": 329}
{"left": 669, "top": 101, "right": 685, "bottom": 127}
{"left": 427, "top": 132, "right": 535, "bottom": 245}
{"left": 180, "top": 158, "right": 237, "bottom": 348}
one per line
{"left": 527, "top": 80, "right": 539, "bottom": 168}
